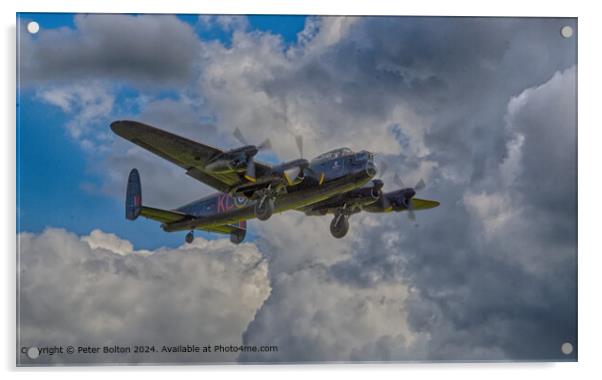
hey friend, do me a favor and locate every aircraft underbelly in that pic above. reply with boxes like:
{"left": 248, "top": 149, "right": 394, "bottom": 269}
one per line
{"left": 165, "top": 173, "right": 371, "bottom": 232}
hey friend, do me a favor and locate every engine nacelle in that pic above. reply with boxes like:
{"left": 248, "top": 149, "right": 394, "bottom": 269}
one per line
{"left": 205, "top": 148, "right": 254, "bottom": 174}
{"left": 381, "top": 188, "right": 416, "bottom": 210}
{"left": 346, "top": 180, "right": 384, "bottom": 203}
{"left": 348, "top": 187, "right": 380, "bottom": 200}
{"left": 359, "top": 179, "right": 384, "bottom": 199}
{"left": 272, "top": 158, "right": 309, "bottom": 186}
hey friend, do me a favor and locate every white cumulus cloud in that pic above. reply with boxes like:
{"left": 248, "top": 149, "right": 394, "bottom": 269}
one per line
{"left": 18, "top": 228, "right": 270, "bottom": 365}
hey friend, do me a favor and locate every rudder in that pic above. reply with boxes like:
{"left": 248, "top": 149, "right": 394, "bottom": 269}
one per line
{"left": 126, "top": 168, "right": 142, "bottom": 220}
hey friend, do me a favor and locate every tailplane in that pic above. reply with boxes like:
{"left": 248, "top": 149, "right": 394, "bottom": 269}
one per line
{"left": 125, "top": 168, "right": 142, "bottom": 220}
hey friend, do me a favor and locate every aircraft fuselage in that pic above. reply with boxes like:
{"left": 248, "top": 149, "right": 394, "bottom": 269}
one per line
{"left": 163, "top": 153, "right": 375, "bottom": 232}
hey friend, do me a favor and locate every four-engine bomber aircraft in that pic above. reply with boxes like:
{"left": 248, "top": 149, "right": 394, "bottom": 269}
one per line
{"left": 111, "top": 120, "right": 439, "bottom": 244}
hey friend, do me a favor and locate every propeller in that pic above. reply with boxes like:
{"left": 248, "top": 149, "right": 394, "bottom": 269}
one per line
{"left": 393, "top": 173, "right": 403, "bottom": 188}
{"left": 292, "top": 134, "right": 325, "bottom": 185}
{"left": 373, "top": 156, "right": 427, "bottom": 225}
{"left": 233, "top": 127, "right": 271, "bottom": 182}
{"left": 233, "top": 127, "right": 247, "bottom": 145}
{"left": 397, "top": 178, "right": 426, "bottom": 226}
{"left": 395, "top": 194, "right": 418, "bottom": 225}
{"left": 282, "top": 166, "right": 300, "bottom": 185}
{"left": 375, "top": 172, "right": 427, "bottom": 225}
{"left": 294, "top": 135, "right": 304, "bottom": 159}
{"left": 233, "top": 127, "right": 271, "bottom": 151}
{"left": 414, "top": 178, "right": 426, "bottom": 191}
{"left": 378, "top": 160, "right": 389, "bottom": 178}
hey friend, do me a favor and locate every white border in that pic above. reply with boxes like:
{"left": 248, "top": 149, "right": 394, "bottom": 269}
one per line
{"left": 7, "top": 0, "right": 584, "bottom": 17}
{"left": 3, "top": 0, "right": 600, "bottom": 379}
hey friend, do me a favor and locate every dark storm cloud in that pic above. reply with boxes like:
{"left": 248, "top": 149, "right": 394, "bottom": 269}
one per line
{"left": 239, "top": 17, "right": 577, "bottom": 362}
{"left": 349, "top": 68, "right": 575, "bottom": 361}
{"left": 20, "top": 14, "right": 199, "bottom": 86}
{"left": 262, "top": 17, "right": 576, "bottom": 181}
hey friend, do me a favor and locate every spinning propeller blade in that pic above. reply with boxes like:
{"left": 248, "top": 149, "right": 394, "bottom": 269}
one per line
{"left": 295, "top": 135, "right": 304, "bottom": 158}
{"left": 414, "top": 178, "right": 426, "bottom": 191}
{"left": 393, "top": 173, "right": 404, "bottom": 188}
{"left": 233, "top": 127, "right": 271, "bottom": 182}
{"left": 406, "top": 199, "right": 417, "bottom": 225}
{"left": 233, "top": 127, "right": 248, "bottom": 146}
{"left": 233, "top": 127, "right": 271, "bottom": 151}
{"left": 291, "top": 134, "right": 325, "bottom": 185}
{"left": 283, "top": 166, "right": 302, "bottom": 185}
{"left": 378, "top": 160, "right": 389, "bottom": 177}
{"left": 245, "top": 160, "right": 256, "bottom": 182}
{"left": 258, "top": 138, "right": 272, "bottom": 151}
{"left": 393, "top": 177, "right": 427, "bottom": 226}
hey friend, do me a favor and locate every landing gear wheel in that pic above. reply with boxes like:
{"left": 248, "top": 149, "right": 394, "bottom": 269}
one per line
{"left": 185, "top": 231, "right": 194, "bottom": 244}
{"left": 230, "top": 230, "right": 246, "bottom": 245}
{"left": 255, "top": 197, "right": 275, "bottom": 221}
{"left": 330, "top": 215, "right": 349, "bottom": 239}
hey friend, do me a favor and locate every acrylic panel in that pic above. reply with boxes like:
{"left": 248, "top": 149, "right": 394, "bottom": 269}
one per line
{"left": 16, "top": 13, "right": 577, "bottom": 365}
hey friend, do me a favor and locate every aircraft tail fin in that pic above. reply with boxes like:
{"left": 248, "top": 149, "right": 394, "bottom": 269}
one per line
{"left": 125, "top": 168, "right": 142, "bottom": 220}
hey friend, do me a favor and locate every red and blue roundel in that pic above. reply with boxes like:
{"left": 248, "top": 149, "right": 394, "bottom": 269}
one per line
{"left": 233, "top": 195, "right": 249, "bottom": 208}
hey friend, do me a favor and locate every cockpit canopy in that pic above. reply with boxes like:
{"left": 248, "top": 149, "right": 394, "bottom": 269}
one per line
{"left": 311, "top": 147, "right": 354, "bottom": 163}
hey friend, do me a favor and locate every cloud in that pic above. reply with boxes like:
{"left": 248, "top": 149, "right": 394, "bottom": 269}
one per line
{"left": 195, "top": 16, "right": 421, "bottom": 160}
{"left": 465, "top": 66, "right": 577, "bottom": 272}
{"left": 21, "top": 13, "right": 200, "bottom": 152}
{"left": 241, "top": 264, "right": 417, "bottom": 362}
{"left": 20, "top": 14, "right": 199, "bottom": 87}
{"left": 37, "top": 82, "right": 115, "bottom": 146}
{"left": 394, "top": 67, "right": 577, "bottom": 361}
{"left": 238, "top": 22, "right": 576, "bottom": 362}
{"left": 82, "top": 229, "right": 151, "bottom": 256}
{"left": 18, "top": 228, "right": 270, "bottom": 365}
{"left": 198, "top": 15, "right": 249, "bottom": 33}
{"left": 296, "top": 16, "right": 360, "bottom": 54}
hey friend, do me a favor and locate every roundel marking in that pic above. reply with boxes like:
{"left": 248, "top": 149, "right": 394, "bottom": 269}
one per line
{"left": 234, "top": 195, "right": 248, "bottom": 208}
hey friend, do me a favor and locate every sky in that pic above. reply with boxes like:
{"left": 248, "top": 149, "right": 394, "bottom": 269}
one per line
{"left": 16, "top": 13, "right": 577, "bottom": 365}
{"left": 17, "top": 13, "right": 307, "bottom": 248}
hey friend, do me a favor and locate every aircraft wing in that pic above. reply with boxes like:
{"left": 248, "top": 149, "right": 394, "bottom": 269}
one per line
{"left": 111, "top": 120, "right": 271, "bottom": 193}
{"left": 203, "top": 221, "right": 247, "bottom": 235}
{"left": 299, "top": 195, "right": 440, "bottom": 215}
{"left": 139, "top": 206, "right": 190, "bottom": 224}
{"left": 411, "top": 198, "right": 440, "bottom": 210}
{"left": 140, "top": 206, "right": 246, "bottom": 236}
